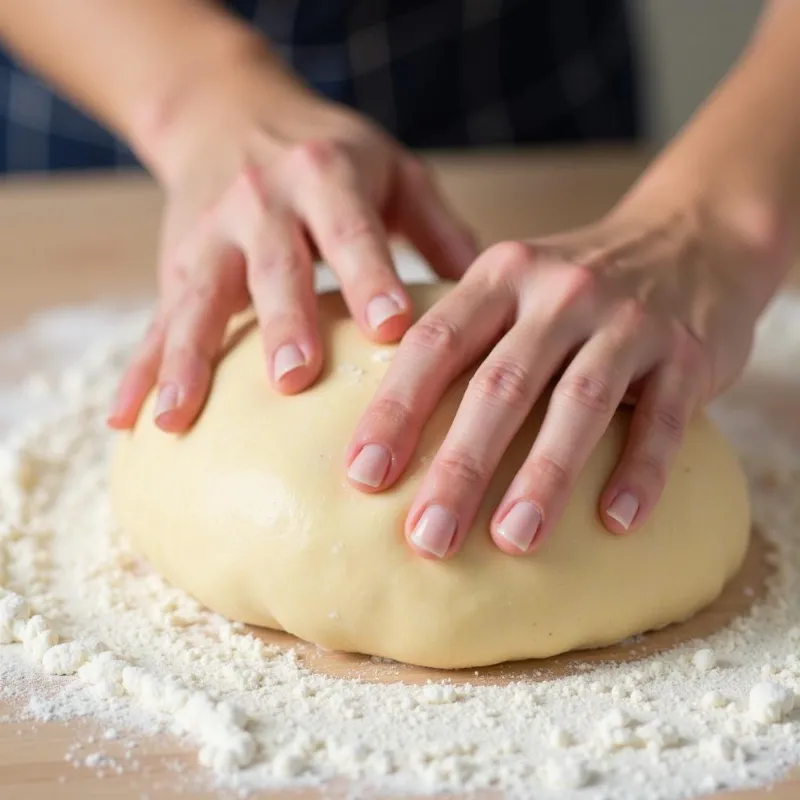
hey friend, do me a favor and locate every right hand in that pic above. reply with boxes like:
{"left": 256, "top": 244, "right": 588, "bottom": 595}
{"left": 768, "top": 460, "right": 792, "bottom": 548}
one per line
{"left": 107, "top": 44, "right": 478, "bottom": 432}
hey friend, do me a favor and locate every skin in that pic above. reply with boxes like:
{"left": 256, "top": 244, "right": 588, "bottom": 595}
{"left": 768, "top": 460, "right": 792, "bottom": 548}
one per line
{"left": 347, "top": 0, "right": 800, "bottom": 558}
{"left": 0, "top": 0, "right": 478, "bottom": 430}
{"left": 1, "top": 1, "right": 798, "bottom": 559}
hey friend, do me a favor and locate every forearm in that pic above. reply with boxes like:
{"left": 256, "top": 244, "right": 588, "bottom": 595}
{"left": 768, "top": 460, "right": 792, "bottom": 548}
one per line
{"left": 620, "top": 0, "right": 800, "bottom": 308}
{"left": 0, "top": 1, "right": 289, "bottom": 177}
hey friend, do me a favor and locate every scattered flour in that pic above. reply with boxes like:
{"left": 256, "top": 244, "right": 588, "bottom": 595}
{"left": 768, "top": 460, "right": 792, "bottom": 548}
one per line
{"left": 550, "top": 726, "right": 573, "bottom": 748}
{"left": 0, "top": 277, "right": 799, "bottom": 798}
{"left": 692, "top": 648, "right": 717, "bottom": 673}
{"left": 749, "top": 682, "right": 795, "bottom": 724}
{"left": 41, "top": 641, "right": 90, "bottom": 676}
{"left": 701, "top": 690, "right": 728, "bottom": 710}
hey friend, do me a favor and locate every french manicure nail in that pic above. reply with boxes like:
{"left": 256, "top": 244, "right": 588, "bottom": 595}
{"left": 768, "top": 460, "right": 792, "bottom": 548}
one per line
{"left": 366, "top": 294, "right": 403, "bottom": 331}
{"left": 496, "top": 501, "right": 541, "bottom": 552}
{"left": 154, "top": 383, "right": 181, "bottom": 419}
{"left": 607, "top": 492, "right": 639, "bottom": 530}
{"left": 347, "top": 444, "right": 391, "bottom": 488}
{"left": 273, "top": 343, "right": 306, "bottom": 381}
{"left": 410, "top": 505, "right": 457, "bottom": 558}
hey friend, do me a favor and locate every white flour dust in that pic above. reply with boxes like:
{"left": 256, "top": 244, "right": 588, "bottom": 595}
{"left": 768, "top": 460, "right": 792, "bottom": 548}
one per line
{"left": 1, "top": 262, "right": 800, "bottom": 798}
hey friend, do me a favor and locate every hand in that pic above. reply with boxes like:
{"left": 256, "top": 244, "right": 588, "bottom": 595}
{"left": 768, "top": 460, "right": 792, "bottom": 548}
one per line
{"left": 346, "top": 195, "right": 780, "bottom": 558}
{"left": 108, "top": 47, "right": 477, "bottom": 432}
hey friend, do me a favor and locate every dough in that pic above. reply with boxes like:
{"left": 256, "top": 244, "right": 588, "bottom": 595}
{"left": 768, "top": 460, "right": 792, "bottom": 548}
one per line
{"left": 110, "top": 283, "right": 751, "bottom": 670}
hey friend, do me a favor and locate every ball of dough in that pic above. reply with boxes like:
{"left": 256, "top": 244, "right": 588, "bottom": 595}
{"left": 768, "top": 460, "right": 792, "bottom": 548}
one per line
{"left": 110, "top": 283, "right": 750, "bottom": 669}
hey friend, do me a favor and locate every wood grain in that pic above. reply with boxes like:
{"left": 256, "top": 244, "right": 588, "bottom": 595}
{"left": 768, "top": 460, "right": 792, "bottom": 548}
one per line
{"left": 0, "top": 148, "right": 797, "bottom": 798}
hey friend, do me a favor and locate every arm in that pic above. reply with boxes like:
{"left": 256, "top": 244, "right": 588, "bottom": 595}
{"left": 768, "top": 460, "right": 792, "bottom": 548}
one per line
{"left": 619, "top": 0, "right": 800, "bottom": 311}
{"left": 347, "top": 0, "right": 800, "bottom": 559}
{"left": 0, "top": 0, "right": 476, "bottom": 435}
{"left": 0, "top": 0, "right": 301, "bottom": 181}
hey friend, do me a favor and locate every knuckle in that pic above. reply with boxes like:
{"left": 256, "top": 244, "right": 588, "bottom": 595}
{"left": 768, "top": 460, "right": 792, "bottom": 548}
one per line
{"left": 289, "top": 139, "right": 344, "bottom": 175}
{"left": 249, "top": 250, "right": 306, "bottom": 280}
{"left": 177, "top": 280, "right": 221, "bottom": 311}
{"left": 192, "top": 281, "right": 217, "bottom": 303}
{"left": 531, "top": 263, "right": 599, "bottom": 328}
{"left": 405, "top": 314, "right": 462, "bottom": 356}
{"left": 366, "top": 395, "right": 414, "bottom": 432}
{"left": 613, "top": 297, "right": 649, "bottom": 334}
{"left": 169, "top": 281, "right": 214, "bottom": 313}
{"left": 129, "top": 342, "right": 161, "bottom": 374}
{"left": 470, "top": 360, "right": 531, "bottom": 409}
{"left": 575, "top": 244, "right": 619, "bottom": 277}
{"left": 143, "top": 315, "right": 167, "bottom": 348}
{"left": 556, "top": 372, "right": 614, "bottom": 415}
{"left": 232, "top": 165, "right": 272, "bottom": 212}
{"left": 670, "top": 322, "right": 706, "bottom": 366}
{"left": 529, "top": 454, "right": 573, "bottom": 495}
{"left": 163, "top": 342, "right": 206, "bottom": 372}
{"left": 326, "top": 214, "right": 375, "bottom": 248}
{"left": 667, "top": 324, "right": 713, "bottom": 398}
{"left": 435, "top": 449, "right": 487, "bottom": 487}
{"left": 647, "top": 405, "right": 686, "bottom": 443}
{"left": 261, "top": 310, "right": 311, "bottom": 340}
{"left": 560, "top": 264, "right": 599, "bottom": 307}
{"left": 484, "top": 240, "right": 536, "bottom": 276}
{"left": 626, "top": 451, "right": 669, "bottom": 488}
{"left": 402, "top": 156, "right": 433, "bottom": 190}
{"left": 162, "top": 253, "right": 192, "bottom": 288}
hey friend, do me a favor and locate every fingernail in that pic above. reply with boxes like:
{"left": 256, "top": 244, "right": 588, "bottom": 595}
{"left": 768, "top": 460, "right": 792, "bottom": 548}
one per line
{"left": 348, "top": 444, "right": 391, "bottom": 488}
{"left": 273, "top": 343, "right": 306, "bottom": 381}
{"left": 154, "top": 383, "right": 181, "bottom": 419}
{"left": 366, "top": 294, "right": 404, "bottom": 330}
{"left": 496, "top": 501, "right": 541, "bottom": 552}
{"left": 410, "top": 505, "right": 457, "bottom": 558}
{"left": 607, "top": 492, "right": 639, "bottom": 530}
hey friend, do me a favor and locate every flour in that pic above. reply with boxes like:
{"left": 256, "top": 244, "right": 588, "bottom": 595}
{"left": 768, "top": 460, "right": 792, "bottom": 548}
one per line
{"left": 549, "top": 727, "right": 573, "bottom": 748}
{"left": 701, "top": 690, "right": 728, "bottom": 710}
{"left": 543, "top": 757, "right": 590, "bottom": 789}
{"left": 692, "top": 648, "right": 717, "bottom": 673}
{"left": 41, "top": 641, "right": 90, "bottom": 675}
{"left": 0, "top": 260, "right": 799, "bottom": 797}
{"left": 748, "top": 682, "right": 795, "bottom": 724}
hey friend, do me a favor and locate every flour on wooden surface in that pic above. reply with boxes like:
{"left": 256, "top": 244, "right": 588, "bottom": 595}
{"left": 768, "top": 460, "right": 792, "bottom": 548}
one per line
{"left": 0, "top": 261, "right": 799, "bottom": 798}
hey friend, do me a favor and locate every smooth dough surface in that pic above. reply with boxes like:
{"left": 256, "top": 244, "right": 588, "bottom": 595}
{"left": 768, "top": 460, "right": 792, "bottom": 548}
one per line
{"left": 111, "top": 283, "right": 751, "bottom": 669}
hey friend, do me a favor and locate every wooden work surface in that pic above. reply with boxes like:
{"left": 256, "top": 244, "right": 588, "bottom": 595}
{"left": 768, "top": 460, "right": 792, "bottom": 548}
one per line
{"left": 0, "top": 147, "right": 798, "bottom": 798}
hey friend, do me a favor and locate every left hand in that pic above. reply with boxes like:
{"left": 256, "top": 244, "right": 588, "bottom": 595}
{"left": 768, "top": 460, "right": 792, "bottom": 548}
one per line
{"left": 344, "top": 194, "right": 780, "bottom": 558}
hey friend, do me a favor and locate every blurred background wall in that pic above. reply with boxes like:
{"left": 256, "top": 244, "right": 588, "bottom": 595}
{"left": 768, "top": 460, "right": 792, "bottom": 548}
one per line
{"left": 632, "top": 0, "right": 764, "bottom": 144}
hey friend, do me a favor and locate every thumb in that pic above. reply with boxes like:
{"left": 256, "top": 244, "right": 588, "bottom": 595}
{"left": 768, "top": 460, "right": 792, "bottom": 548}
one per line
{"left": 390, "top": 157, "right": 480, "bottom": 279}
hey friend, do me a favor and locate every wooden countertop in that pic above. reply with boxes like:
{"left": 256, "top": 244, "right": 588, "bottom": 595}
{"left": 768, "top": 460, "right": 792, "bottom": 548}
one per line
{"left": 0, "top": 147, "right": 797, "bottom": 799}
{"left": 0, "top": 146, "right": 653, "bottom": 324}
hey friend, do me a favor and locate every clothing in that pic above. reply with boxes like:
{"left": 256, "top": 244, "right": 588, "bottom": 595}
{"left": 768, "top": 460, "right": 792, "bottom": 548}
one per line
{"left": 0, "top": 0, "right": 640, "bottom": 174}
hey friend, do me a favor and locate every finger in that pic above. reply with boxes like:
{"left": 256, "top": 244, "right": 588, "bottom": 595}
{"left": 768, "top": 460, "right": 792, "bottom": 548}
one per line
{"left": 601, "top": 335, "right": 703, "bottom": 534}
{"left": 239, "top": 210, "right": 321, "bottom": 395}
{"left": 402, "top": 317, "right": 579, "bottom": 560}
{"left": 492, "top": 306, "right": 662, "bottom": 555}
{"left": 345, "top": 272, "right": 515, "bottom": 505}
{"left": 285, "top": 140, "right": 411, "bottom": 342}
{"left": 391, "top": 157, "right": 480, "bottom": 279}
{"left": 154, "top": 243, "right": 244, "bottom": 433}
{"left": 107, "top": 314, "right": 165, "bottom": 429}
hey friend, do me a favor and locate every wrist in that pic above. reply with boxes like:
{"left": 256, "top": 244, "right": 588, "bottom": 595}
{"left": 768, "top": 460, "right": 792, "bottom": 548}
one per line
{"left": 128, "top": 21, "right": 306, "bottom": 185}
{"left": 612, "top": 149, "right": 793, "bottom": 314}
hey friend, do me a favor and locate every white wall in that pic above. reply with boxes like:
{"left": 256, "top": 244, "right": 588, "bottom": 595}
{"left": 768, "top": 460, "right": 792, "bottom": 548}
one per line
{"left": 631, "top": 0, "right": 765, "bottom": 143}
